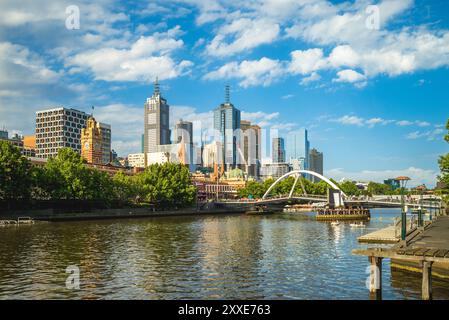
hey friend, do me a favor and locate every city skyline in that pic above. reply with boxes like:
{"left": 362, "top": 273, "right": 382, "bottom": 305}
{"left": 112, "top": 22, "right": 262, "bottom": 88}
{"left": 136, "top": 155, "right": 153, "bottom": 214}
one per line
{"left": 1, "top": 0, "right": 449, "bottom": 186}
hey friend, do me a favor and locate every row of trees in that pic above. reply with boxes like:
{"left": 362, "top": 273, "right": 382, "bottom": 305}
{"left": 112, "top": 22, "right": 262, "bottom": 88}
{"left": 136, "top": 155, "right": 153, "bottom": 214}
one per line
{"left": 238, "top": 176, "right": 409, "bottom": 199}
{"left": 0, "top": 142, "right": 196, "bottom": 209}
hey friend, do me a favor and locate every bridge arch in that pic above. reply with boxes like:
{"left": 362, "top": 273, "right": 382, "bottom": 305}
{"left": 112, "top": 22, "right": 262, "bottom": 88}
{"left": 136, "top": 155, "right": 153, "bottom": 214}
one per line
{"left": 261, "top": 170, "right": 346, "bottom": 200}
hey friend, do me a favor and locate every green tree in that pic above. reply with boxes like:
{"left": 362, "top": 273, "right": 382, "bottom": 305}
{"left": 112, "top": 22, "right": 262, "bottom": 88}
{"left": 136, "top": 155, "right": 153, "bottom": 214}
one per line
{"left": 0, "top": 141, "right": 33, "bottom": 202}
{"left": 112, "top": 171, "right": 139, "bottom": 203}
{"left": 38, "top": 148, "right": 113, "bottom": 203}
{"left": 238, "top": 180, "right": 265, "bottom": 199}
{"left": 437, "top": 119, "right": 449, "bottom": 203}
{"left": 367, "top": 181, "right": 392, "bottom": 195}
{"left": 136, "top": 163, "right": 196, "bottom": 208}
{"left": 339, "top": 181, "right": 361, "bottom": 196}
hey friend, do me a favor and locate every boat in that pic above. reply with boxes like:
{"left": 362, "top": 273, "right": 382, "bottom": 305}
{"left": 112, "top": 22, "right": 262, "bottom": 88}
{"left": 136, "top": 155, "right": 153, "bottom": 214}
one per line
{"left": 246, "top": 206, "right": 275, "bottom": 215}
{"left": 331, "top": 221, "right": 340, "bottom": 226}
{"left": 350, "top": 222, "right": 365, "bottom": 228}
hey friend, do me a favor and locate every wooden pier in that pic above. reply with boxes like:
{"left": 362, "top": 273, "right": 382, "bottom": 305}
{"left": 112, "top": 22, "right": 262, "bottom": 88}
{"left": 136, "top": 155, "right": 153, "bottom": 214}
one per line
{"left": 353, "top": 216, "right": 449, "bottom": 300}
{"left": 316, "top": 207, "right": 370, "bottom": 221}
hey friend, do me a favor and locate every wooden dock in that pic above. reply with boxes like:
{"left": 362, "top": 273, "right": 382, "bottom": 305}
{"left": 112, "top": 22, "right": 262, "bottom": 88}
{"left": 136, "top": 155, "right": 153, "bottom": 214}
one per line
{"left": 353, "top": 216, "right": 449, "bottom": 300}
{"left": 358, "top": 226, "right": 399, "bottom": 244}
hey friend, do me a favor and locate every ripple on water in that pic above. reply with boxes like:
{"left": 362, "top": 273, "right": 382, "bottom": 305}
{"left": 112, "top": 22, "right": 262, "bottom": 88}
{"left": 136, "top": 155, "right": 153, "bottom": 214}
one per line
{"left": 1, "top": 210, "right": 449, "bottom": 299}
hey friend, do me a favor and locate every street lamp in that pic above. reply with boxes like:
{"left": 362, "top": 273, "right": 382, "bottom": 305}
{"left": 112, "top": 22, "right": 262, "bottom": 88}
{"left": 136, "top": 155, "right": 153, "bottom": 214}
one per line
{"left": 396, "top": 176, "right": 411, "bottom": 241}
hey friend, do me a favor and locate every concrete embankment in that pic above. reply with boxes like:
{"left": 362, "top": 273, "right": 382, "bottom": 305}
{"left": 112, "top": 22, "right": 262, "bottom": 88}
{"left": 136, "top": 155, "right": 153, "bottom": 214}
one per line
{"left": 0, "top": 206, "right": 248, "bottom": 222}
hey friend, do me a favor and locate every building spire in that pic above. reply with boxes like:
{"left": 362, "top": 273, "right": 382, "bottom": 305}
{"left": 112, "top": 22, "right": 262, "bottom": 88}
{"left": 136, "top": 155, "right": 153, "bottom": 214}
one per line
{"left": 154, "top": 76, "right": 160, "bottom": 95}
{"left": 225, "top": 84, "right": 230, "bottom": 104}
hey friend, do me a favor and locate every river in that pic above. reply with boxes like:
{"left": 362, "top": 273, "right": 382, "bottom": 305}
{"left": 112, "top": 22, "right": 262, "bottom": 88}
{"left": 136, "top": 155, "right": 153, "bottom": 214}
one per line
{"left": 1, "top": 209, "right": 449, "bottom": 299}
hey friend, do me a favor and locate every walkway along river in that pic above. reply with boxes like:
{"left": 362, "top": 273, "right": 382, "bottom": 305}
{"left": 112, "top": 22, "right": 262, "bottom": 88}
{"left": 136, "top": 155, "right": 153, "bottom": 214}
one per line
{"left": 1, "top": 209, "right": 449, "bottom": 299}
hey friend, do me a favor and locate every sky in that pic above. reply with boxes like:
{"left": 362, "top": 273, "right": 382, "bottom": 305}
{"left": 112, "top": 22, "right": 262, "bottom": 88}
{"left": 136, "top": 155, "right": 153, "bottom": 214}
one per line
{"left": 0, "top": 0, "right": 448, "bottom": 186}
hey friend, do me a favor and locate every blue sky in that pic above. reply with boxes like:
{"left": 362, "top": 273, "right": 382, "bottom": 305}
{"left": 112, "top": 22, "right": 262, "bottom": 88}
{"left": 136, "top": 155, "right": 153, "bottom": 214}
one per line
{"left": 0, "top": 0, "right": 448, "bottom": 186}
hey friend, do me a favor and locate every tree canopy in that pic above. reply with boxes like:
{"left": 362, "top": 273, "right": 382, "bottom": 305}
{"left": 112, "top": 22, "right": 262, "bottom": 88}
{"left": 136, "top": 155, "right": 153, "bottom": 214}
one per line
{"left": 0, "top": 141, "right": 33, "bottom": 201}
{"left": 437, "top": 119, "right": 449, "bottom": 203}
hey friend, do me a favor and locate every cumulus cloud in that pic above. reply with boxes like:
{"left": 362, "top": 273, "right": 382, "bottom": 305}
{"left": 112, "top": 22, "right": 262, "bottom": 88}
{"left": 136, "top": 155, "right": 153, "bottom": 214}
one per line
{"left": 333, "top": 69, "right": 366, "bottom": 86}
{"left": 329, "top": 114, "right": 436, "bottom": 131}
{"left": 203, "top": 57, "right": 284, "bottom": 87}
{"left": 65, "top": 26, "right": 193, "bottom": 82}
{"left": 206, "top": 18, "right": 280, "bottom": 57}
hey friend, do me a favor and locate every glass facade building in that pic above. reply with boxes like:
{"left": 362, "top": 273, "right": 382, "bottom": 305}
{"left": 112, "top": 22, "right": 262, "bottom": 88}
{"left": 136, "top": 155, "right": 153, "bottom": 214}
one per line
{"left": 286, "top": 129, "right": 310, "bottom": 170}
{"left": 213, "top": 97, "right": 241, "bottom": 171}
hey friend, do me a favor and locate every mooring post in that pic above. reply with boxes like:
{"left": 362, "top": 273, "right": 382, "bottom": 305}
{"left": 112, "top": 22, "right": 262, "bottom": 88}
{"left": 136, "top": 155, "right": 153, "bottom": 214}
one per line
{"left": 368, "top": 256, "right": 382, "bottom": 300}
{"left": 422, "top": 261, "right": 433, "bottom": 300}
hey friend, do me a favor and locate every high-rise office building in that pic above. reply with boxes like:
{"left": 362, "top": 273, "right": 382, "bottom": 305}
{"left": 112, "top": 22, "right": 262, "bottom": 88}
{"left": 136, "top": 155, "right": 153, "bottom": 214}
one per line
{"left": 81, "top": 116, "right": 103, "bottom": 165}
{"left": 175, "top": 119, "right": 193, "bottom": 165}
{"left": 35, "top": 107, "right": 88, "bottom": 159}
{"left": 272, "top": 137, "right": 285, "bottom": 163}
{"left": 241, "top": 120, "right": 261, "bottom": 178}
{"left": 309, "top": 148, "right": 323, "bottom": 182}
{"left": 286, "top": 129, "right": 310, "bottom": 169}
{"left": 213, "top": 85, "right": 241, "bottom": 171}
{"left": 99, "top": 122, "right": 111, "bottom": 164}
{"left": 144, "top": 78, "right": 171, "bottom": 154}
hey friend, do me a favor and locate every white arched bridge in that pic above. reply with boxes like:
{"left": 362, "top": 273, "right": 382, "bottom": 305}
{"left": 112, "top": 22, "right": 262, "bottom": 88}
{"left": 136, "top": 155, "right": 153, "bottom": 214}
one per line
{"left": 214, "top": 170, "right": 443, "bottom": 210}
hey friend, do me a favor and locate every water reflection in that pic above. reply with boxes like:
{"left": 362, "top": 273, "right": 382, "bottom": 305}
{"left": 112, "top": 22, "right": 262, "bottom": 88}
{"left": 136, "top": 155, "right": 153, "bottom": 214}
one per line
{"left": 0, "top": 209, "right": 448, "bottom": 299}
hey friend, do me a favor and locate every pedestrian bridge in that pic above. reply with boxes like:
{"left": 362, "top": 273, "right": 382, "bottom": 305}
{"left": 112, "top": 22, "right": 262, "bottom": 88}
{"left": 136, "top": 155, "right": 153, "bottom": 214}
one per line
{"left": 216, "top": 169, "right": 443, "bottom": 211}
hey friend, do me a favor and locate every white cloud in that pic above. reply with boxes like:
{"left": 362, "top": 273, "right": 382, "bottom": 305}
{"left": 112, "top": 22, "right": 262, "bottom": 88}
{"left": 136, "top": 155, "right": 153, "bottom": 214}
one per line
{"left": 333, "top": 69, "right": 366, "bottom": 84}
{"left": 300, "top": 72, "right": 321, "bottom": 85}
{"left": 396, "top": 120, "right": 414, "bottom": 126}
{"left": 0, "top": 42, "right": 60, "bottom": 87}
{"left": 65, "top": 26, "right": 193, "bottom": 82}
{"left": 405, "top": 128, "right": 444, "bottom": 141}
{"left": 204, "top": 57, "right": 283, "bottom": 87}
{"left": 331, "top": 115, "right": 365, "bottom": 127}
{"left": 288, "top": 48, "right": 327, "bottom": 75}
{"left": 325, "top": 166, "right": 438, "bottom": 187}
{"left": 206, "top": 18, "right": 280, "bottom": 57}
{"left": 329, "top": 114, "right": 436, "bottom": 130}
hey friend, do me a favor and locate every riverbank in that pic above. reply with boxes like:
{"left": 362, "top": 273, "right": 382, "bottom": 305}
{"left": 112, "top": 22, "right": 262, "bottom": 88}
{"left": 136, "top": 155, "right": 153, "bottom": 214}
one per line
{"left": 0, "top": 206, "right": 248, "bottom": 222}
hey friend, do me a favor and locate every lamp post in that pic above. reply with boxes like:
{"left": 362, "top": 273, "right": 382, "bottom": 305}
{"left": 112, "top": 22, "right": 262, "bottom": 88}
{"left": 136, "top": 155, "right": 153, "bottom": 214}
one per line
{"left": 396, "top": 176, "right": 411, "bottom": 241}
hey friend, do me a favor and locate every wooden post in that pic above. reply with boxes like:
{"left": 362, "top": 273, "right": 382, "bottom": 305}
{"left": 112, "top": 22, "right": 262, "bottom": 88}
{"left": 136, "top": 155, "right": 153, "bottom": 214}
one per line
{"left": 369, "top": 256, "right": 382, "bottom": 300}
{"left": 422, "top": 261, "right": 433, "bottom": 300}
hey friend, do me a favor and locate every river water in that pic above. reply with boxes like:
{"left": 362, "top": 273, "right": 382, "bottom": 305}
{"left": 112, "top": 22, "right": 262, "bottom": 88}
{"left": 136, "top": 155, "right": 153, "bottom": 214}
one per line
{"left": 1, "top": 209, "right": 449, "bottom": 300}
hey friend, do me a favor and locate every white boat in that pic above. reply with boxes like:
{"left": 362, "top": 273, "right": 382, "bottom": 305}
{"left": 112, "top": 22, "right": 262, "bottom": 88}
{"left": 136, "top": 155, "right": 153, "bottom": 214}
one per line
{"left": 350, "top": 222, "right": 365, "bottom": 228}
{"left": 331, "top": 221, "right": 340, "bottom": 226}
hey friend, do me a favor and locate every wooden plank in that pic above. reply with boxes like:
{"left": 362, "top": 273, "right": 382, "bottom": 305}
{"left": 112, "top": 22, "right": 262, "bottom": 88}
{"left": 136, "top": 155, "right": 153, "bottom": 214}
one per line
{"left": 404, "top": 248, "right": 423, "bottom": 255}
{"left": 424, "top": 249, "right": 440, "bottom": 257}
{"left": 435, "top": 249, "right": 449, "bottom": 258}
{"left": 412, "top": 248, "right": 430, "bottom": 256}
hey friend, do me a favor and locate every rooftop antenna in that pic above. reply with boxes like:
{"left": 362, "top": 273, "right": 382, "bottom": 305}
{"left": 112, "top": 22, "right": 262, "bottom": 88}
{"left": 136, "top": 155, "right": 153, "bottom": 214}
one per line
{"left": 225, "top": 84, "right": 230, "bottom": 104}
{"left": 154, "top": 76, "right": 160, "bottom": 95}
{"left": 91, "top": 106, "right": 94, "bottom": 117}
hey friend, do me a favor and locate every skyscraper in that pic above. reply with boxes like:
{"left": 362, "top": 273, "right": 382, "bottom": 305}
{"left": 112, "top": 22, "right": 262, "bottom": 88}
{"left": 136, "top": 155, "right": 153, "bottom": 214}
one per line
{"left": 213, "top": 85, "right": 241, "bottom": 171}
{"left": 286, "top": 129, "right": 310, "bottom": 169}
{"left": 144, "top": 78, "right": 171, "bottom": 154}
{"left": 309, "top": 148, "right": 323, "bottom": 182}
{"left": 272, "top": 137, "right": 285, "bottom": 163}
{"left": 175, "top": 119, "right": 193, "bottom": 166}
{"left": 240, "top": 120, "right": 261, "bottom": 178}
{"left": 99, "top": 122, "right": 111, "bottom": 164}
